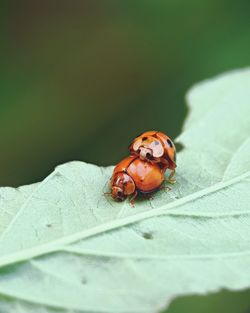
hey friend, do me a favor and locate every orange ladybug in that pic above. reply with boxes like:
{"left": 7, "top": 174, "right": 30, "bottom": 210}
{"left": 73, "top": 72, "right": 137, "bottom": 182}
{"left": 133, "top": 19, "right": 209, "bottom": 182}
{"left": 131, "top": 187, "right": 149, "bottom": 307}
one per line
{"left": 129, "top": 131, "right": 176, "bottom": 183}
{"left": 110, "top": 155, "right": 164, "bottom": 202}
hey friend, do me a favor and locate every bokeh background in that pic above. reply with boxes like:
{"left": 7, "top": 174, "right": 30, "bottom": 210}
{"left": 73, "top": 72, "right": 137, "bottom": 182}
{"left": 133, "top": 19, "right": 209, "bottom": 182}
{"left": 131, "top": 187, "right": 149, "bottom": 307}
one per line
{"left": 1, "top": 0, "right": 250, "bottom": 312}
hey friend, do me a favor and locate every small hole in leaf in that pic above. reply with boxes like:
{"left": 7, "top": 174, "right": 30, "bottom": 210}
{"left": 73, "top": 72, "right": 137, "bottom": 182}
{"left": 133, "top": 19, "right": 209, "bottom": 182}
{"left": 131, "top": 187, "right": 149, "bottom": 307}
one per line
{"left": 81, "top": 278, "right": 87, "bottom": 285}
{"left": 175, "top": 142, "right": 185, "bottom": 152}
{"left": 54, "top": 172, "right": 63, "bottom": 178}
{"left": 143, "top": 232, "right": 153, "bottom": 240}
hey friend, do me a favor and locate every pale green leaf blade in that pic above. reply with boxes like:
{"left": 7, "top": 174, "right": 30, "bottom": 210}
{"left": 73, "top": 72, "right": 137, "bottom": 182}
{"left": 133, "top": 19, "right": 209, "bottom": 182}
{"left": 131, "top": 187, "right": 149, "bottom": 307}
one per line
{"left": 0, "top": 183, "right": 38, "bottom": 237}
{"left": 183, "top": 67, "right": 250, "bottom": 130}
{"left": 0, "top": 68, "right": 250, "bottom": 313}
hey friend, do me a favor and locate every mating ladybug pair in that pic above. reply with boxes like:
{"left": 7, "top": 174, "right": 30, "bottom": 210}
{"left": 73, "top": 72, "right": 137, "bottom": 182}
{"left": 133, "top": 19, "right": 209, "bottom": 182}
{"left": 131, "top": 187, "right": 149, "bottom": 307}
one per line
{"left": 109, "top": 131, "right": 177, "bottom": 203}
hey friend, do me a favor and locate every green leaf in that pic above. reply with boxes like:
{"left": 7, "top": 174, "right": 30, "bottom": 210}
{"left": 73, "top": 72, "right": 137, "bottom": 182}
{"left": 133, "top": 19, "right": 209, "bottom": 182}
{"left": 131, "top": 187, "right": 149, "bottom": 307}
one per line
{"left": 0, "top": 68, "right": 250, "bottom": 313}
{"left": 0, "top": 183, "right": 37, "bottom": 237}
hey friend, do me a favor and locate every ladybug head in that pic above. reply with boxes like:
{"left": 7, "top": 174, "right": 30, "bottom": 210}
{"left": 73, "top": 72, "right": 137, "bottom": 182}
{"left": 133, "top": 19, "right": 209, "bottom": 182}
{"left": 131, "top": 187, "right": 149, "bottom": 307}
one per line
{"left": 111, "top": 186, "right": 126, "bottom": 201}
{"left": 137, "top": 146, "right": 153, "bottom": 160}
{"left": 130, "top": 136, "right": 164, "bottom": 161}
{"left": 110, "top": 172, "right": 135, "bottom": 201}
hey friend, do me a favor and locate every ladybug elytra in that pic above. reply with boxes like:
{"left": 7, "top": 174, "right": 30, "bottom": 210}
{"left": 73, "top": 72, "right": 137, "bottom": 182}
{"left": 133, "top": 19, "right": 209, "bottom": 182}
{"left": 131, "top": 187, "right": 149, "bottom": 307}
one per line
{"left": 108, "top": 131, "right": 177, "bottom": 203}
{"left": 129, "top": 131, "right": 176, "bottom": 183}
{"left": 110, "top": 155, "right": 164, "bottom": 203}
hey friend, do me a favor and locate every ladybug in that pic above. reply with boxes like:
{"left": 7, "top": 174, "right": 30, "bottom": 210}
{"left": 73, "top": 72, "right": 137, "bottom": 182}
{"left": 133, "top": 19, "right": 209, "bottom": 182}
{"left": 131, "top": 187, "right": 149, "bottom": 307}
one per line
{"left": 129, "top": 131, "right": 176, "bottom": 183}
{"left": 109, "top": 155, "right": 164, "bottom": 203}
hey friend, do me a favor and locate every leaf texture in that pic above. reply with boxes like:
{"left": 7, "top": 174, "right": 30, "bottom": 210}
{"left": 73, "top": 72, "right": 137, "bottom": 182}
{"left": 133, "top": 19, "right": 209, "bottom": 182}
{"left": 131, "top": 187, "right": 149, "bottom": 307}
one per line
{"left": 0, "top": 68, "right": 250, "bottom": 313}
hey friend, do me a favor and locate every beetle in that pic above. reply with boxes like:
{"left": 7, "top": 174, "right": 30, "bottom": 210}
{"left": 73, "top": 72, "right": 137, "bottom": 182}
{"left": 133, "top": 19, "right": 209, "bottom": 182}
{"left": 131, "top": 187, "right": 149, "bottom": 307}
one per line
{"left": 129, "top": 131, "right": 176, "bottom": 183}
{"left": 109, "top": 155, "right": 165, "bottom": 203}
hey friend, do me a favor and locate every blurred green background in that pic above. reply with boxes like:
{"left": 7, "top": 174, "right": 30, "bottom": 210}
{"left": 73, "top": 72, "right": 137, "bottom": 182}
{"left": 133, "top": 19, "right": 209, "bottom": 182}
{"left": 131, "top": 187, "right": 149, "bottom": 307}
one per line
{"left": 1, "top": 0, "right": 250, "bottom": 187}
{"left": 1, "top": 0, "right": 250, "bottom": 311}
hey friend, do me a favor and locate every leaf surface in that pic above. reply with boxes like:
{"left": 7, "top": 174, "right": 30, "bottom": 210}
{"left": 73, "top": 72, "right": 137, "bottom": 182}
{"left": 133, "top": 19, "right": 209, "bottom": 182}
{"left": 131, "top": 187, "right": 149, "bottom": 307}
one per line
{"left": 0, "top": 68, "right": 250, "bottom": 313}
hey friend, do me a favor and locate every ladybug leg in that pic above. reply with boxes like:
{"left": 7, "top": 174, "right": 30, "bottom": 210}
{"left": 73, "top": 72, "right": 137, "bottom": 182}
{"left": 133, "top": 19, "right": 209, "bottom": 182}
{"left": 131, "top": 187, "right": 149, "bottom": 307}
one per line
{"left": 104, "top": 192, "right": 112, "bottom": 197}
{"left": 142, "top": 193, "right": 154, "bottom": 200}
{"left": 168, "top": 169, "right": 176, "bottom": 184}
{"left": 160, "top": 158, "right": 169, "bottom": 172}
{"left": 160, "top": 184, "right": 171, "bottom": 192}
{"left": 129, "top": 191, "right": 138, "bottom": 207}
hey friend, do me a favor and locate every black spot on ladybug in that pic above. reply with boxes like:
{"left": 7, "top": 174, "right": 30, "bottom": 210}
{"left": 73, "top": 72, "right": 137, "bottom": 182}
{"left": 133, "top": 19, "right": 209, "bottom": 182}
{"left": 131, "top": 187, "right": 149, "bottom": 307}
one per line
{"left": 143, "top": 232, "right": 153, "bottom": 240}
{"left": 142, "top": 137, "right": 148, "bottom": 141}
{"left": 167, "top": 139, "right": 173, "bottom": 147}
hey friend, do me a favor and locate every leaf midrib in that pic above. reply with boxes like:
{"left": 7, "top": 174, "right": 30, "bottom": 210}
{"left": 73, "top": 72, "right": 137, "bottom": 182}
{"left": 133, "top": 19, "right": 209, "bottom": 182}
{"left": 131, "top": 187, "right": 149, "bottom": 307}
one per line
{"left": 0, "top": 170, "right": 249, "bottom": 269}
{"left": 64, "top": 246, "right": 250, "bottom": 260}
